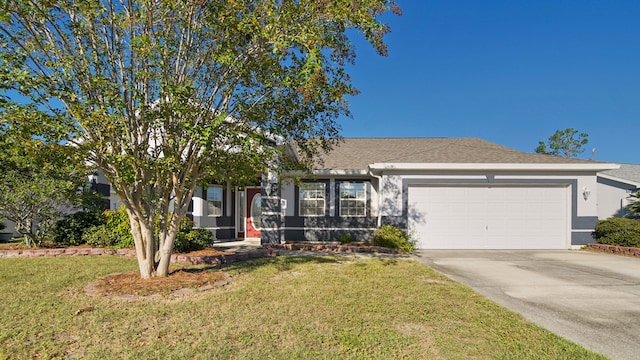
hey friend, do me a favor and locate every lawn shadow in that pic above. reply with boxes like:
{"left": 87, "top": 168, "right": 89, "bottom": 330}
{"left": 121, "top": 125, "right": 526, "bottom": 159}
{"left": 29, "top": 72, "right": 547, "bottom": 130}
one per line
{"left": 376, "top": 258, "right": 399, "bottom": 266}
{"left": 216, "top": 254, "right": 341, "bottom": 273}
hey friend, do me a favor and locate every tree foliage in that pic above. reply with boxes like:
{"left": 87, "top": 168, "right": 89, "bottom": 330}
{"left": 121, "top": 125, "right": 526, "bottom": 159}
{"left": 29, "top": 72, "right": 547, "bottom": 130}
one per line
{"left": 0, "top": 0, "right": 400, "bottom": 277}
{"left": 627, "top": 191, "right": 640, "bottom": 219}
{"left": 0, "top": 102, "right": 92, "bottom": 247}
{"left": 535, "top": 128, "right": 589, "bottom": 158}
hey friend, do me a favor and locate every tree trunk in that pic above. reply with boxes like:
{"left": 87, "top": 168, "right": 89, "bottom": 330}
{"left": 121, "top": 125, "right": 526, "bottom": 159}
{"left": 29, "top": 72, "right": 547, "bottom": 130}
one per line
{"left": 126, "top": 209, "right": 155, "bottom": 278}
{"left": 125, "top": 207, "right": 183, "bottom": 279}
{"left": 155, "top": 210, "right": 183, "bottom": 277}
{"left": 15, "top": 218, "right": 36, "bottom": 248}
{"left": 114, "top": 173, "right": 196, "bottom": 279}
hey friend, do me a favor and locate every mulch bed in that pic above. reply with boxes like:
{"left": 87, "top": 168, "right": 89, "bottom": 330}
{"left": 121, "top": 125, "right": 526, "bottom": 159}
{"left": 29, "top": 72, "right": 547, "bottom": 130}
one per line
{"left": 84, "top": 269, "right": 233, "bottom": 301}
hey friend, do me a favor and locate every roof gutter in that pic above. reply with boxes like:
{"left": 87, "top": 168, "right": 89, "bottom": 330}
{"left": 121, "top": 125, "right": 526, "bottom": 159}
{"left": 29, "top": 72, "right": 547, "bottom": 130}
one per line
{"left": 368, "top": 162, "right": 620, "bottom": 172}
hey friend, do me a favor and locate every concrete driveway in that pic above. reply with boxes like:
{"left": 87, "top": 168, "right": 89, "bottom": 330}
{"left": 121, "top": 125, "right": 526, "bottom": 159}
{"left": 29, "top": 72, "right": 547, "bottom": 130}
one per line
{"left": 414, "top": 250, "right": 640, "bottom": 360}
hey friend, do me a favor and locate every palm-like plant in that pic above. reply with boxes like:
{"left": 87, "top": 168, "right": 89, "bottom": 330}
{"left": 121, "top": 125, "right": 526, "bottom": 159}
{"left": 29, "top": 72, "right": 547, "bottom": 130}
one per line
{"left": 627, "top": 191, "right": 640, "bottom": 219}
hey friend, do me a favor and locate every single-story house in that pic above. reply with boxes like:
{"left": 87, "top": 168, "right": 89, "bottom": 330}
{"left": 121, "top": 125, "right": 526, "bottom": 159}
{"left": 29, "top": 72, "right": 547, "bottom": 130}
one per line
{"left": 597, "top": 164, "right": 640, "bottom": 219}
{"left": 2, "top": 137, "right": 625, "bottom": 249}
{"left": 182, "top": 137, "right": 618, "bottom": 250}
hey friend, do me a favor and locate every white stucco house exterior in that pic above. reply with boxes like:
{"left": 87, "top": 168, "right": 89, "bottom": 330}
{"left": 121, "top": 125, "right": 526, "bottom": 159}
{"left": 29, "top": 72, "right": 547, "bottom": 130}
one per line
{"left": 597, "top": 164, "right": 640, "bottom": 219}
{"left": 272, "top": 138, "right": 617, "bottom": 249}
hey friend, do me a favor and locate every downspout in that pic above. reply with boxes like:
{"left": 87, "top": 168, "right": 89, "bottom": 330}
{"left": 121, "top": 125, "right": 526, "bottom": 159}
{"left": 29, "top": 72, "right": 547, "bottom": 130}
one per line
{"left": 368, "top": 165, "right": 383, "bottom": 228}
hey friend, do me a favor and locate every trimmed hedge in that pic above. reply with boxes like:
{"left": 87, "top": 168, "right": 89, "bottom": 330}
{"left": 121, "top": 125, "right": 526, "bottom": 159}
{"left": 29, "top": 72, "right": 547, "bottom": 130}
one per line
{"left": 594, "top": 218, "right": 640, "bottom": 248}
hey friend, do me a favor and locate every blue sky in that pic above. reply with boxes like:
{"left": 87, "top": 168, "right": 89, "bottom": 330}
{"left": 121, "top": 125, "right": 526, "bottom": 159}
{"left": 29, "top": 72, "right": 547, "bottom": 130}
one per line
{"left": 338, "top": 0, "right": 640, "bottom": 163}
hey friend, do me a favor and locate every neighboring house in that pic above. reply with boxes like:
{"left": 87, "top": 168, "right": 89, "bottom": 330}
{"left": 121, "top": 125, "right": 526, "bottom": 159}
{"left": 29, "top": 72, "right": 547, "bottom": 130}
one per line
{"left": 100, "top": 138, "right": 618, "bottom": 250}
{"left": 597, "top": 164, "right": 640, "bottom": 219}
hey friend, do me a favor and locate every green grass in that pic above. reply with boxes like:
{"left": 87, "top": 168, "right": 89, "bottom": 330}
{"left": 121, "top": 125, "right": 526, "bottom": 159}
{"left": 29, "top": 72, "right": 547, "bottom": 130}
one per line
{"left": 0, "top": 256, "right": 607, "bottom": 359}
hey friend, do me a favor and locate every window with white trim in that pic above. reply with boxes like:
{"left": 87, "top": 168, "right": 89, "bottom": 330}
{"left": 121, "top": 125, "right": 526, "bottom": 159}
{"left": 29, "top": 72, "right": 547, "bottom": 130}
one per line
{"left": 206, "top": 185, "right": 223, "bottom": 217}
{"left": 339, "top": 182, "right": 366, "bottom": 217}
{"left": 299, "top": 183, "right": 326, "bottom": 216}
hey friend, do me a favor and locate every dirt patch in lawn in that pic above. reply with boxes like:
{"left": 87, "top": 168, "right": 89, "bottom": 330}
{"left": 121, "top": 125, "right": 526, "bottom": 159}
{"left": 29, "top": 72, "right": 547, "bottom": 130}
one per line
{"left": 179, "top": 248, "right": 232, "bottom": 257}
{"left": 85, "top": 268, "right": 231, "bottom": 300}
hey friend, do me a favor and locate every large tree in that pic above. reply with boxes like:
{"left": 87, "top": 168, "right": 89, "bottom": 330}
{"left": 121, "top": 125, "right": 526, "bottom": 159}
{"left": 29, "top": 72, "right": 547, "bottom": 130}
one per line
{"left": 535, "top": 128, "right": 589, "bottom": 158}
{"left": 0, "top": 1, "right": 400, "bottom": 278}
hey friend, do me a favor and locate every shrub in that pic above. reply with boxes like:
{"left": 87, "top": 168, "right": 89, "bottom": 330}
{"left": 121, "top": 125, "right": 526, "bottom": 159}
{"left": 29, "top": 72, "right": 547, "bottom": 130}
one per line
{"left": 0, "top": 220, "right": 5, "bottom": 232}
{"left": 82, "top": 208, "right": 213, "bottom": 252}
{"left": 52, "top": 210, "right": 105, "bottom": 245}
{"left": 82, "top": 207, "right": 133, "bottom": 249}
{"left": 338, "top": 232, "right": 353, "bottom": 244}
{"left": 173, "top": 218, "right": 214, "bottom": 253}
{"left": 372, "top": 225, "right": 414, "bottom": 253}
{"left": 594, "top": 218, "right": 640, "bottom": 248}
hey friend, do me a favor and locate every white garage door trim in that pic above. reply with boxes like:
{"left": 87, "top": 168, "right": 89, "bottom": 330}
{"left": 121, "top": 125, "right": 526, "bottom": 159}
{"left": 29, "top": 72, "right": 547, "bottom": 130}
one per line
{"left": 408, "top": 184, "right": 570, "bottom": 250}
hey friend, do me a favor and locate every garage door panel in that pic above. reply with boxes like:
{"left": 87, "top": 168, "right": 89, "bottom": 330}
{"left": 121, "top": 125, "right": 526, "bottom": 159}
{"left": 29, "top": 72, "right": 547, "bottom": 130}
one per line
{"left": 408, "top": 185, "right": 569, "bottom": 250}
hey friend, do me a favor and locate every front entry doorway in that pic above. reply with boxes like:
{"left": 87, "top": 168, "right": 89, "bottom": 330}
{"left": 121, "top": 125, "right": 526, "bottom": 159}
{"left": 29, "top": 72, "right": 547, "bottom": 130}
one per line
{"left": 239, "top": 187, "right": 261, "bottom": 239}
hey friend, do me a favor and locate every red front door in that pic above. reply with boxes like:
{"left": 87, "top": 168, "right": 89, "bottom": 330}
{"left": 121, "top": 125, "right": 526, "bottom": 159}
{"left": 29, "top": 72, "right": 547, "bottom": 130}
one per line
{"left": 246, "top": 188, "right": 261, "bottom": 238}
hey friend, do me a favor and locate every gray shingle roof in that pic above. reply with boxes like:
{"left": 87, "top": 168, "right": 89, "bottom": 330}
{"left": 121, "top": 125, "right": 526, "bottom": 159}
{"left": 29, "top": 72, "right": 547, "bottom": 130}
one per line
{"left": 316, "top": 138, "right": 606, "bottom": 170}
{"left": 600, "top": 164, "right": 640, "bottom": 185}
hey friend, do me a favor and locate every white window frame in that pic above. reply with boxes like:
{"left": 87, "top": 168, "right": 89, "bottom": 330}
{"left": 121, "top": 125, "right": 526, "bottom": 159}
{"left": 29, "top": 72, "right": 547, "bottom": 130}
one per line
{"left": 299, "top": 183, "right": 326, "bottom": 217}
{"left": 339, "top": 182, "right": 366, "bottom": 217}
{"left": 206, "top": 185, "right": 223, "bottom": 217}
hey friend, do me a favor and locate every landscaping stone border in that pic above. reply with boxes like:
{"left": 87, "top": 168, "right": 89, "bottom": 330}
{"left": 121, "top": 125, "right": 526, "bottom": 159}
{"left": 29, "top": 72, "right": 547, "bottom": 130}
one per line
{"left": 0, "top": 243, "right": 401, "bottom": 262}
{"left": 0, "top": 247, "right": 280, "bottom": 265}
{"left": 587, "top": 243, "right": 640, "bottom": 257}
{"left": 0, "top": 247, "right": 136, "bottom": 258}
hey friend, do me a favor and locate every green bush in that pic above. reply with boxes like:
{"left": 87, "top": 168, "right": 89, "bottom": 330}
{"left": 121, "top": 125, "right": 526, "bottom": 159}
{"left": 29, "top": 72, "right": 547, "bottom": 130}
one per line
{"left": 82, "top": 207, "right": 134, "bottom": 249}
{"left": 594, "top": 218, "right": 640, "bottom": 248}
{"left": 53, "top": 210, "right": 105, "bottom": 245}
{"left": 82, "top": 208, "right": 213, "bottom": 252}
{"left": 174, "top": 228, "right": 214, "bottom": 253}
{"left": 337, "top": 232, "right": 353, "bottom": 244}
{"left": 173, "top": 218, "right": 214, "bottom": 253}
{"left": 372, "top": 225, "right": 414, "bottom": 253}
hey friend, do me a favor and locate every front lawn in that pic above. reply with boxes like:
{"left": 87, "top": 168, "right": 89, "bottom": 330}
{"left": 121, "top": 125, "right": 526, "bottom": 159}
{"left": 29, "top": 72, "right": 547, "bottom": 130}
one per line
{"left": 0, "top": 256, "right": 606, "bottom": 359}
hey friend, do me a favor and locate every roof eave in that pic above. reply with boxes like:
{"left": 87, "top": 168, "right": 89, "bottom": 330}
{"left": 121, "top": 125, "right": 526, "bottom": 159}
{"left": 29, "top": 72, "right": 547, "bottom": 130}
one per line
{"left": 312, "top": 170, "right": 370, "bottom": 176}
{"left": 368, "top": 162, "right": 620, "bottom": 172}
{"left": 597, "top": 173, "right": 640, "bottom": 188}
{"left": 284, "top": 169, "right": 370, "bottom": 176}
